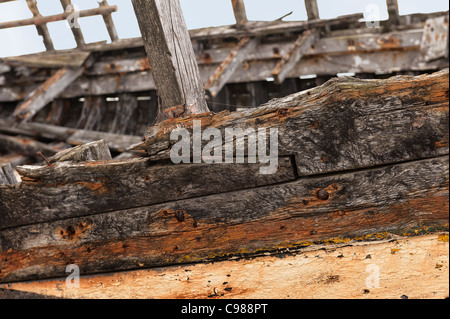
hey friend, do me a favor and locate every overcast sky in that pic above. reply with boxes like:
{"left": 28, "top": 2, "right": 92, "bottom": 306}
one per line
{"left": 0, "top": 0, "right": 448, "bottom": 57}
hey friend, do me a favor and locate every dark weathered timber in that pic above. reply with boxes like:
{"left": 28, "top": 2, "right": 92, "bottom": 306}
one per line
{"left": 0, "top": 156, "right": 447, "bottom": 283}
{"left": 231, "top": 0, "right": 248, "bottom": 27}
{"left": 47, "top": 140, "right": 112, "bottom": 164}
{"left": 131, "top": 0, "right": 209, "bottom": 122}
{"left": 386, "top": 0, "right": 400, "bottom": 26}
{"left": 0, "top": 157, "right": 296, "bottom": 229}
{"left": 136, "top": 69, "right": 449, "bottom": 175}
{"left": 0, "top": 120, "right": 143, "bottom": 152}
{"left": 12, "top": 54, "right": 94, "bottom": 123}
{"left": 0, "top": 288, "right": 61, "bottom": 299}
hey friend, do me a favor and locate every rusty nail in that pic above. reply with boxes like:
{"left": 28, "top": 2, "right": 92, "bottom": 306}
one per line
{"left": 317, "top": 189, "right": 330, "bottom": 201}
{"left": 37, "top": 151, "right": 51, "bottom": 166}
{"left": 175, "top": 210, "right": 185, "bottom": 222}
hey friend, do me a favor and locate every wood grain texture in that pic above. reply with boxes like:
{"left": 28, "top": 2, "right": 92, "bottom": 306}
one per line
{"left": 131, "top": 0, "right": 209, "bottom": 121}
{"left": 0, "top": 157, "right": 296, "bottom": 229}
{"left": 136, "top": 69, "right": 449, "bottom": 176}
{"left": 0, "top": 234, "right": 447, "bottom": 299}
{"left": 0, "top": 156, "right": 447, "bottom": 283}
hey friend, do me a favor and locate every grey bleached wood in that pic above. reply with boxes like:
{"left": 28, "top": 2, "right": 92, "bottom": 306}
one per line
{"left": 0, "top": 157, "right": 296, "bottom": 229}
{"left": 47, "top": 140, "right": 112, "bottom": 164}
{"left": 304, "top": 0, "right": 320, "bottom": 20}
{"left": 0, "top": 155, "right": 447, "bottom": 282}
{"left": 131, "top": 0, "right": 209, "bottom": 122}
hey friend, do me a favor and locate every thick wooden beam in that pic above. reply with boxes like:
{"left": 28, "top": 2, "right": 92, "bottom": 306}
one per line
{"left": 272, "top": 29, "right": 319, "bottom": 84}
{"left": 304, "top": 0, "right": 320, "bottom": 20}
{"left": 131, "top": 0, "right": 209, "bottom": 122}
{"left": 0, "top": 134, "right": 60, "bottom": 159}
{"left": 205, "top": 37, "right": 258, "bottom": 97}
{"left": 231, "top": 0, "right": 248, "bottom": 27}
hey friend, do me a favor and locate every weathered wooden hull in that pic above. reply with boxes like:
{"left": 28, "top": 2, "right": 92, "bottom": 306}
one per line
{"left": 0, "top": 69, "right": 448, "bottom": 298}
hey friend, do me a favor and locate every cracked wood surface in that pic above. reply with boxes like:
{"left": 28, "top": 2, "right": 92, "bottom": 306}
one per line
{"left": 1, "top": 234, "right": 447, "bottom": 299}
{"left": 0, "top": 156, "right": 447, "bottom": 283}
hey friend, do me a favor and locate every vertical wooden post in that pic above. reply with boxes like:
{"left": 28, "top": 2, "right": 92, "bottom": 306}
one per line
{"left": 231, "top": 0, "right": 248, "bottom": 27}
{"left": 386, "top": 0, "right": 400, "bottom": 25}
{"left": 131, "top": 0, "right": 209, "bottom": 123}
{"left": 304, "top": 0, "right": 320, "bottom": 20}
{"left": 60, "top": 0, "right": 85, "bottom": 48}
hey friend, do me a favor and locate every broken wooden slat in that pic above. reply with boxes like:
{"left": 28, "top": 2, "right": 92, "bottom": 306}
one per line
{"left": 272, "top": 29, "right": 319, "bottom": 84}
{"left": 25, "top": 0, "right": 55, "bottom": 51}
{"left": 131, "top": 0, "right": 209, "bottom": 122}
{"left": 304, "top": 0, "right": 320, "bottom": 20}
{"left": 231, "top": 0, "right": 248, "bottom": 27}
{"left": 0, "top": 2, "right": 117, "bottom": 30}
{"left": 4, "top": 51, "right": 91, "bottom": 69}
{"left": 137, "top": 69, "right": 449, "bottom": 176}
{"left": 47, "top": 140, "right": 112, "bottom": 164}
{"left": 205, "top": 37, "right": 258, "bottom": 97}
{"left": 0, "top": 155, "right": 447, "bottom": 282}
{"left": 418, "top": 14, "right": 449, "bottom": 62}
{"left": 13, "top": 55, "right": 93, "bottom": 123}
{"left": 1, "top": 234, "right": 447, "bottom": 299}
{"left": 0, "top": 163, "right": 17, "bottom": 185}
{"left": 0, "top": 157, "right": 296, "bottom": 229}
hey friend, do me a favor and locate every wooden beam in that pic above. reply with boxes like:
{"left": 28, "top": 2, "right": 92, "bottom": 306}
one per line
{"left": 110, "top": 94, "right": 138, "bottom": 134}
{"left": 98, "top": 0, "right": 119, "bottom": 42}
{"left": 13, "top": 55, "right": 93, "bottom": 123}
{"left": 0, "top": 134, "right": 60, "bottom": 159}
{"left": 1, "top": 234, "right": 447, "bottom": 299}
{"left": 205, "top": 37, "right": 258, "bottom": 97}
{"left": 272, "top": 29, "right": 319, "bottom": 84}
{"left": 25, "top": 0, "right": 55, "bottom": 51}
{"left": 304, "top": 0, "right": 320, "bottom": 20}
{"left": 231, "top": 0, "right": 248, "bottom": 27}
{"left": 136, "top": 69, "right": 449, "bottom": 174}
{"left": 386, "top": 0, "right": 400, "bottom": 26}
{"left": 0, "top": 156, "right": 447, "bottom": 282}
{"left": 59, "top": 0, "right": 85, "bottom": 48}
{"left": 131, "top": 0, "right": 209, "bottom": 122}
{"left": 47, "top": 140, "right": 112, "bottom": 164}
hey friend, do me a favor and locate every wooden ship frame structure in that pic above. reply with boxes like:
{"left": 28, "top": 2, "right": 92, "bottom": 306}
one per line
{"left": 0, "top": 0, "right": 448, "bottom": 299}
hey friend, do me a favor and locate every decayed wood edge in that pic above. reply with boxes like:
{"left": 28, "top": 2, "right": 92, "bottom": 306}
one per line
{"left": 0, "top": 155, "right": 447, "bottom": 283}
{"left": 0, "top": 233, "right": 448, "bottom": 299}
{"left": 0, "top": 157, "right": 296, "bottom": 229}
{"left": 47, "top": 140, "right": 112, "bottom": 164}
{"left": 135, "top": 69, "right": 449, "bottom": 175}
{"left": 0, "top": 163, "right": 18, "bottom": 185}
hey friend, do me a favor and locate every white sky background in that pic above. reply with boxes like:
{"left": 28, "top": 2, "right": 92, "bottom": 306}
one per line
{"left": 0, "top": 0, "right": 448, "bottom": 57}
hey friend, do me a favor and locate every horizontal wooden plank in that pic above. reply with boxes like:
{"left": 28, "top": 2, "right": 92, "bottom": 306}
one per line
{"left": 0, "top": 157, "right": 296, "bottom": 229}
{"left": 1, "top": 234, "right": 447, "bottom": 299}
{"left": 0, "top": 156, "right": 449, "bottom": 282}
{"left": 0, "top": 156, "right": 447, "bottom": 283}
{"left": 136, "top": 69, "right": 449, "bottom": 175}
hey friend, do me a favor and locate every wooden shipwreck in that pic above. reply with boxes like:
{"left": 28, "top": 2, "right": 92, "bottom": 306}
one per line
{"left": 0, "top": 0, "right": 448, "bottom": 299}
